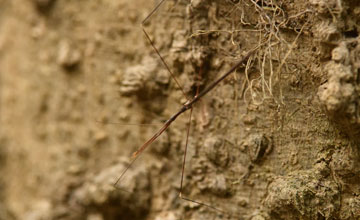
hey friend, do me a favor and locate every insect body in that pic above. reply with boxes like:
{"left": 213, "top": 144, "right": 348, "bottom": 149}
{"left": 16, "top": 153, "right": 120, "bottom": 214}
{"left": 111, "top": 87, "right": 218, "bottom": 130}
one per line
{"left": 114, "top": 0, "right": 259, "bottom": 217}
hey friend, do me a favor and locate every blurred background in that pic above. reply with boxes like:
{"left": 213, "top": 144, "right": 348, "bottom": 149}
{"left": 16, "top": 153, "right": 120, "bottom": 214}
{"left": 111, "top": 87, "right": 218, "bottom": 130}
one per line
{"left": 1, "top": 0, "right": 360, "bottom": 220}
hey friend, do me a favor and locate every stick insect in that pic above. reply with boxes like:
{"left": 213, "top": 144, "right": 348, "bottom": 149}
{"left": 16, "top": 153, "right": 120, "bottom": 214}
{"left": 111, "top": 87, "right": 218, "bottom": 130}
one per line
{"left": 114, "top": 0, "right": 258, "bottom": 215}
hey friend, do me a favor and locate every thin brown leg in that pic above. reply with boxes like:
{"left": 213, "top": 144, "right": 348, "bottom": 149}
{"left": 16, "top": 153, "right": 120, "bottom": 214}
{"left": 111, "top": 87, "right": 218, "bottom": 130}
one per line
{"left": 142, "top": 0, "right": 168, "bottom": 26}
{"left": 141, "top": 28, "right": 189, "bottom": 100}
{"left": 178, "top": 67, "right": 229, "bottom": 216}
{"left": 141, "top": 0, "right": 189, "bottom": 100}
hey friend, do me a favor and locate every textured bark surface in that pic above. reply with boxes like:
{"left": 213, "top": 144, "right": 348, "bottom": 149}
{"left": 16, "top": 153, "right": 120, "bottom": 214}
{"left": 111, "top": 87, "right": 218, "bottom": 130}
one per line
{"left": 0, "top": 0, "right": 360, "bottom": 219}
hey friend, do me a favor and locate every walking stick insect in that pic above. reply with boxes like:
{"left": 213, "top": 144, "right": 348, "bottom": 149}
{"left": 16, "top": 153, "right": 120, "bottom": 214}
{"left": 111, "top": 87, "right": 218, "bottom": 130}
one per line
{"left": 114, "top": 0, "right": 258, "bottom": 216}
